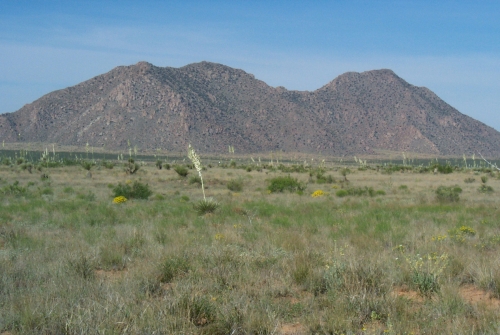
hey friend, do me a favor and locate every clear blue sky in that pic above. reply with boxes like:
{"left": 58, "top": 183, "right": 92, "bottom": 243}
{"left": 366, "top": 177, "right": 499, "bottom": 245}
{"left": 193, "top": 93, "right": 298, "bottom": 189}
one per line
{"left": 1, "top": 1, "right": 499, "bottom": 131}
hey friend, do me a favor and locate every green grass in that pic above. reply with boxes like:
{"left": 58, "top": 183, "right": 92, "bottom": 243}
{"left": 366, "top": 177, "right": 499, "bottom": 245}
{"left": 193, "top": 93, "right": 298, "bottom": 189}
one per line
{"left": 1, "top": 161, "right": 500, "bottom": 334}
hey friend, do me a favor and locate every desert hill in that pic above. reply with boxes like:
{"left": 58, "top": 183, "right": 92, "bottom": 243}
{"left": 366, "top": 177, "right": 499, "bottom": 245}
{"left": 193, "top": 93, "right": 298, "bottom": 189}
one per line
{"left": 1, "top": 61, "right": 499, "bottom": 156}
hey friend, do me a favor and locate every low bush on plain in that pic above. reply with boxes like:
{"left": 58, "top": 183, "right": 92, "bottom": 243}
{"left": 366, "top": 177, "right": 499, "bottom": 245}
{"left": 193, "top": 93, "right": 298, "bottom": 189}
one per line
{"left": 435, "top": 185, "right": 462, "bottom": 203}
{"left": 174, "top": 165, "right": 189, "bottom": 177}
{"left": 112, "top": 181, "right": 152, "bottom": 200}
{"left": 227, "top": 179, "right": 243, "bottom": 192}
{"left": 267, "top": 175, "right": 305, "bottom": 193}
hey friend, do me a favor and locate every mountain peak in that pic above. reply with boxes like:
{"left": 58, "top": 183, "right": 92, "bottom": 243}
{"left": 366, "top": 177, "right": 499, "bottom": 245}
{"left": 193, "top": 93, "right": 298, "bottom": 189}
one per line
{"left": 1, "top": 61, "right": 499, "bottom": 156}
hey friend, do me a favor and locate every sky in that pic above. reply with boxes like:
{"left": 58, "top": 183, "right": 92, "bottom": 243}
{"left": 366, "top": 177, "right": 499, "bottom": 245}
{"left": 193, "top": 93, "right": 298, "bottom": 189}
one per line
{"left": 1, "top": 1, "right": 499, "bottom": 131}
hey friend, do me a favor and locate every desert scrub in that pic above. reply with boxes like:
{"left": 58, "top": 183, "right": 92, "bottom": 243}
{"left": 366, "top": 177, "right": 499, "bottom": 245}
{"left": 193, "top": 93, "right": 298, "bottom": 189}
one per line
{"left": 112, "top": 181, "right": 152, "bottom": 200}
{"left": 478, "top": 176, "right": 494, "bottom": 193}
{"left": 226, "top": 179, "right": 243, "bottom": 192}
{"left": 193, "top": 197, "right": 219, "bottom": 215}
{"left": 124, "top": 158, "right": 140, "bottom": 174}
{"left": 174, "top": 165, "right": 189, "bottom": 177}
{"left": 400, "top": 249, "right": 449, "bottom": 296}
{"left": 267, "top": 175, "right": 305, "bottom": 193}
{"left": 188, "top": 175, "right": 202, "bottom": 186}
{"left": 435, "top": 185, "right": 462, "bottom": 202}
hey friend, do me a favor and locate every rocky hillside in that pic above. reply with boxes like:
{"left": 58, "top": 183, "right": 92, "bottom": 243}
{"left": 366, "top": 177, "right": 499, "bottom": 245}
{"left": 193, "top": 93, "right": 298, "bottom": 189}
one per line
{"left": 1, "top": 61, "right": 500, "bottom": 156}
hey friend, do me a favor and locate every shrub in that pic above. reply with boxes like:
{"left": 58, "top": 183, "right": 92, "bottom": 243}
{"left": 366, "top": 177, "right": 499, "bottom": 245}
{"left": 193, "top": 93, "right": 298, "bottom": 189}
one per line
{"left": 155, "top": 160, "right": 163, "bottom": 170}
{"left": 435, "top": 185, "right": 462, "bottom": 203}
{"left": 315, "top": 171, "right": 335, "bottom": 184}
{"left": 81, "top": 160, "right": 94, "bottom": 171}
{"left": 434, "top": 164, "right": 453, "bottom": 174}
{"left": 227, "top": 179, "right": 243, "bottom": 192}
{"left": 267, "top": 175, "right": 305, "bottom": 193}
{"left": 124, "top": 158, "right": 140, "bottom": 175}
{"left": 478, "top": 184, "right": 494, "bottom": 193}
{"left": 174, "top": 165, "right": 189, "bottom": 177}
{"left": 112, "top": 181, "right": 152, "bottom": 200}
{"left": 464, "top": 177, "right": 475, "bottom": 183}
{"left": 102, "top": 160, "right": 114, "bottom": 169}
{"left": 1, "top": 181, "right": 28, "bottom": 196}
{"left": 193, "top": 198, "right": 220, "bottom": 215}
{"left": 189, "top": 175, "right": 202, "bottom": 186}
{"left": 336, "top": 189, "right": 348, "bottom": 197}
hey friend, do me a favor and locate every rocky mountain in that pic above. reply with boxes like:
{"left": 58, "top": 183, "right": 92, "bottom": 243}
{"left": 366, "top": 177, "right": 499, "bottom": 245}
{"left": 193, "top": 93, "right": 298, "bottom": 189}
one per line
{"left": 1, "top": 61, "right": 500, "bottom": 156}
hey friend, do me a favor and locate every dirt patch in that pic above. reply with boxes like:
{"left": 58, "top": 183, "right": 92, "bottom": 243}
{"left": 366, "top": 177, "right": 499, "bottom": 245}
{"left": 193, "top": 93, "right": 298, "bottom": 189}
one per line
{"left": 95, "top": 269, "right": 127, "bottom": 281}
{"left": 279, "top": 322, "right": 306, "bottom": 335}
{"left": 392, "top": 286, "right": 425, "bottom": 303}
{"left": 459, "top": 285, "right": 500, "bottom": 309}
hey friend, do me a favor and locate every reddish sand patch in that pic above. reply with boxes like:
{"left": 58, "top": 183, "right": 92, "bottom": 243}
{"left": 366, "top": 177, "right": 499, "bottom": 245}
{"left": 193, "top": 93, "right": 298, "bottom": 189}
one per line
{"left": 459, "top": 285, "right": 500, "bottom": 309}
{"left": 392, "top": 287, "right": 425, "bottom": 302}
{"left": 279, "top": 322, "right": 306, "bottom": 335}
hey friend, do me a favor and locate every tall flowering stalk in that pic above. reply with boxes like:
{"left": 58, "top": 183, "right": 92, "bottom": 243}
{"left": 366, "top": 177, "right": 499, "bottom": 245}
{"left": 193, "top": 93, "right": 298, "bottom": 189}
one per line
{"left": 188, "top": 144, "right": 205, "bottom": 200}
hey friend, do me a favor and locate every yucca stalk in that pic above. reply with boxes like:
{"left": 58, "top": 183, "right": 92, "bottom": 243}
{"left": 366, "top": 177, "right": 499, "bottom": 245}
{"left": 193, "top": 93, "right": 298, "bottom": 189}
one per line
{"left": 188, "top": 144, "right": 205, "bottom": 200}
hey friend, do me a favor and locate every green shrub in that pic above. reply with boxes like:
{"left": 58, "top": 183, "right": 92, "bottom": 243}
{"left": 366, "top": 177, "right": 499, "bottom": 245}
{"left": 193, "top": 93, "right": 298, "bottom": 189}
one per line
{"left": 267, "top": 175, "right": 305, "bottom": 193}
{"left": 227, "top": 179, "right": 243, "bottom": 192}
{"left": 189, "top": 175, "right": 202, "bottom": 186}
{"left": 193, "top": 198, "right": 220, "bottom": 215}
{"left": 434, "top": 164, "right": 453, "bottom": 174}
{"left": 478, "top": 184, "right": 494, "bottom": 193}
{"left": 336, "top": 189, "right": 348, "bottom": 197}
{"left": 155, "top": 160, "right": 163, "bottom": 170}
{"left": 81, "top": 160, "right": 94, "bottom": 171}
{"left": 112, "top": 181, "right": 152, "bottom": 200}
{"left": 1, "top": 181, "right": 28, "bottom": 196}
{"left": 435, "top": 185, "right": 462, "bottom": 202}
{"left": 102, "top": 160, "right": 114, "bottom": 169}
{"left": 315, "top": 171, "right": 335, "bottom": 184}
{"left": 174, "top": 165, "right": 189, "bottom": 177}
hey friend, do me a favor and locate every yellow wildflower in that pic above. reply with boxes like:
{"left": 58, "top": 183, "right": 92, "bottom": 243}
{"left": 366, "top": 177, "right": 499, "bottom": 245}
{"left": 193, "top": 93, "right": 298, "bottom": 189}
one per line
{"left": 312, "top": 190, "right": 325, "bottom": 197}
{"left": 113, "top": 196, "right": 127, "bottom": 204}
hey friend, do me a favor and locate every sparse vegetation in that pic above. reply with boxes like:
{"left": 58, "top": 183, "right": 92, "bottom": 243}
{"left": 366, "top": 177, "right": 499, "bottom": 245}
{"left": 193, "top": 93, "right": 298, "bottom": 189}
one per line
{"left": 267, "top": 175, "right": 305, "bottom": 193}
{"left": 1, "top": 151, "right": 500, "bottom": 334}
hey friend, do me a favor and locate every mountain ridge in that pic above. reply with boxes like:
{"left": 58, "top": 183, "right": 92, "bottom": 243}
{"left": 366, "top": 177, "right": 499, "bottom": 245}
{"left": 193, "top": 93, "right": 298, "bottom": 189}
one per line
{"left": 1, "top": 61, "right": 499, "bottom": 156}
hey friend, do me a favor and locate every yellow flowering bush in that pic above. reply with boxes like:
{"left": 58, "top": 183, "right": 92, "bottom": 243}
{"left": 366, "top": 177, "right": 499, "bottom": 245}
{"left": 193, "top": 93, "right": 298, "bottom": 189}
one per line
{"left": 113, "top": 196, "right": 127, "bottom": 204}
{"left": 311, "top": 190, "right": 325, "bottom": 197}
{"left": 459, "top": 225, "right": 476, "bottom": 236}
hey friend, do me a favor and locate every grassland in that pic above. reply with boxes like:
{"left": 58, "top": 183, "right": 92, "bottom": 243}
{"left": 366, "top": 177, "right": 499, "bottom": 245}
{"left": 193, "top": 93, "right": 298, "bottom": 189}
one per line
{"left": 1, "top": 155, "right": 500, "bottom": 334}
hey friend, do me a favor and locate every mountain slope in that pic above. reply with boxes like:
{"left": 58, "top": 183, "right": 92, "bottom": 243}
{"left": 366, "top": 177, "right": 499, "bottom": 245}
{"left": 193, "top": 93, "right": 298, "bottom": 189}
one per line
{"left": 1, "top": 61, "right": 499, "bottom": 156}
